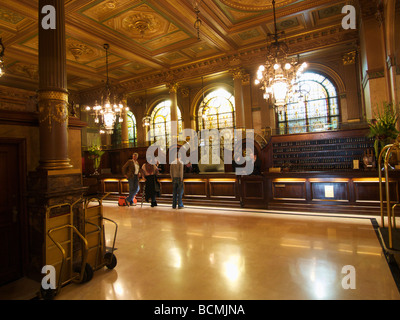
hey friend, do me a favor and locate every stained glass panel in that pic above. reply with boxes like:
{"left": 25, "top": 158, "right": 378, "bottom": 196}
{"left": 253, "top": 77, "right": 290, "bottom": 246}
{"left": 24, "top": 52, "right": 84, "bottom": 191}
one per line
{"left": 127, "top": 111, "right": 137, "bottom": 146}
{"left": 279, "top": 72, "right": 339, "bottom": 134}
{"left": 150, "top": 100, "right": 182, "bottom": 145}
{"left": 198, "top": 89, "right": 235, "bottom": 131}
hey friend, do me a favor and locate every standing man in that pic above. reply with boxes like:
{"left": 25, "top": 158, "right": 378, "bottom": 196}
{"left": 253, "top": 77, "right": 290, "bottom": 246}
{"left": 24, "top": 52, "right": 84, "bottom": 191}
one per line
{"left": 170, "top": 153, "right": 184, "bottom": 209}
{"left": 122, "top": 152, "right": 140, "bottom": 206}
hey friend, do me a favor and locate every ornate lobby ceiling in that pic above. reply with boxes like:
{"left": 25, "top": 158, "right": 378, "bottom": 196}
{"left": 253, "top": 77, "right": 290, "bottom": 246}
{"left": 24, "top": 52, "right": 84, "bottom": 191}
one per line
{"left": 0, "top": 0, "right": 366, "bottom": 95}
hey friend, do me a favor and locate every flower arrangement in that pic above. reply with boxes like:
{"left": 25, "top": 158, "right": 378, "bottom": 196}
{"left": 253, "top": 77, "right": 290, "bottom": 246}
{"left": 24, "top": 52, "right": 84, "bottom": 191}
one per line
{"left": 368, "top": 102, "right": 399, "bottom": 160}
{"left": 88, "top": 145, "right": 105, "bottom": 174}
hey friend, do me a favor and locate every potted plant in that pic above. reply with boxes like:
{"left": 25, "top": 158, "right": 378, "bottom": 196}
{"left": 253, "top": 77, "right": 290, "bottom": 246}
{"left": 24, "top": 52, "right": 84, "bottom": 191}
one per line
{"left": 88, "top": 145, "right": 105, "bottom": 175}
{"left": 368, "top": 102, "right": 399, "bottom": 164}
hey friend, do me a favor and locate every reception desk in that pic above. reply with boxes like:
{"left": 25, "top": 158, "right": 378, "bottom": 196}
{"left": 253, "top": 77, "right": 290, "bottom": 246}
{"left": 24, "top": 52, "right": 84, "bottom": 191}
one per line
{"left": 264, "top": 170, "right": 400, "bottom": 215}
{"left": 97, "top": 173, "right": 243, "bottom": 208}
{"left": 83, "top": 170, "right": 400, "bottom": 215}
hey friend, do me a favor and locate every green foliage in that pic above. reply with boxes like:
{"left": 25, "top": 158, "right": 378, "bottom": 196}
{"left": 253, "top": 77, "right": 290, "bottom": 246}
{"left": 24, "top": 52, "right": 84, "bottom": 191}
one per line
{"left": 368, "top": 102, "right": 399, "bottom": 159}
{"left": 88, "top": 145, "right": 105, "bottom": 170}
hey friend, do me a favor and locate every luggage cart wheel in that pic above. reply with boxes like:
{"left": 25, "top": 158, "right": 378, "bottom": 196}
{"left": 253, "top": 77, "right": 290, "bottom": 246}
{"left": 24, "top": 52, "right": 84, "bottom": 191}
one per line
{"left": 75, "top": 263, "right": 94, "bottom": 283}
{"left": 40, "top": 287, "right": 57, "bottom": 300}
{"left": 104, "top": 252, "right": 117, "bottom": 269}
{"left": 82, "top": 263, "right": 94, "bottom": 283}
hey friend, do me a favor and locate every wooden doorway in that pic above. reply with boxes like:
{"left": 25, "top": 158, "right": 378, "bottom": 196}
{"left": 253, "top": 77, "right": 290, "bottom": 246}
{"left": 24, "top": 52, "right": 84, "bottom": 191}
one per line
{"left": 0, "top": 139, "right": 27, "bottom": 286}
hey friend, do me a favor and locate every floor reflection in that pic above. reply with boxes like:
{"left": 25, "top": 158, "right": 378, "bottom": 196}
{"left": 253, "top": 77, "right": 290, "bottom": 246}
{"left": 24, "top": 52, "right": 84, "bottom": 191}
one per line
{"left": 55, "top": 203, "right": 400, "bottom": 300}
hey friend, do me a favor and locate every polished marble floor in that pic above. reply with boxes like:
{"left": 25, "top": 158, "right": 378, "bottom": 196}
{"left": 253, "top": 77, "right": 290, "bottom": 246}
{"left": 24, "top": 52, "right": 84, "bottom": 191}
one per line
{"left": 54, "top": 202, "right": 400, "bottom": 300}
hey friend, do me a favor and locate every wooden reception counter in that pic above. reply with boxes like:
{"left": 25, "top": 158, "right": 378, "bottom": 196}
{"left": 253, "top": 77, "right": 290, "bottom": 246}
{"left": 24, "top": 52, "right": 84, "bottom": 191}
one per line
{"left": 93, "top": 173, "right": 242, "bottom": 208}
{"left": 83, "top": 169, "right": 400, "bottom": 215}
{"left": 264, "top": 170, "right": 400, "bottom": 215}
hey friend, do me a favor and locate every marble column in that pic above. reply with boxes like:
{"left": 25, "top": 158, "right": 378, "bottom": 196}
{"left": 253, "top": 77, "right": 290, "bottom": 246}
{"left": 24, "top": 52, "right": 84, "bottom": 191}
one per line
{"left": 121, "top": 95, "right": 129, "bottom": 147}
{"left": 167, "top": 82, "right": 179, "bottom": 146}
{"left": 27, "top": 0, "right": 85, "bottom": 282}
{"left": 231, "top": 67, "right": 246, "bottom": 129}
{"left": 37, "top": 0, "right": 72, "bottom": 170}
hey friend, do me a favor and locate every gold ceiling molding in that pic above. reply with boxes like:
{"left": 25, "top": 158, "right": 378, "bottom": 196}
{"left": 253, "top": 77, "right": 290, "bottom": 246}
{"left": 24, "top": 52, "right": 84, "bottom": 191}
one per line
{"left": 218, "top": 0, "right": 298, "bottom": 11}
{"left": 67, "top": 43, "right": 94, "bottom": 61}
{"left": 104, "top": 4, "right": 179, "bottom": 44}
{"left": 8, "top": 62, "right": 38, "bottom": 79}
{"left": 7, "top": 20, "right": 356, "bottom": 100}
{"left": 0, "top": 7, "right": 25, "bottom": 24}
{"left": 122, "top": 12, "right": 161, "bottom": 37}
{"left": 80, "top": 0, "right": 139, "bottom": 22}
{"left": 114, "top": 26, "right": 357, "bottom": 94}
{"left": 0, "top": 0, "right": 363, "bottom": 94}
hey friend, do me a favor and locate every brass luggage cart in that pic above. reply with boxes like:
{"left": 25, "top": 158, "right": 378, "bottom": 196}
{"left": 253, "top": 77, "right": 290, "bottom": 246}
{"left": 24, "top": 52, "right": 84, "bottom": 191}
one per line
{"left": 84, "top": 193, "right": 118, "bottom": 271}
{"left": 41, "top": 200, "right": 93, "bottom": 299}
{"left": 378, "top": 139, "right": 400, "bottom": 264}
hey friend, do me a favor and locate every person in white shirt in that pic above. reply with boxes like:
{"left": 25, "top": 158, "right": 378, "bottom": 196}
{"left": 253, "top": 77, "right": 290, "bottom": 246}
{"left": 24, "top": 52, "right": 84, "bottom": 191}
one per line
{"left": 170, "top": 153, "right": 184, "bottom": 209}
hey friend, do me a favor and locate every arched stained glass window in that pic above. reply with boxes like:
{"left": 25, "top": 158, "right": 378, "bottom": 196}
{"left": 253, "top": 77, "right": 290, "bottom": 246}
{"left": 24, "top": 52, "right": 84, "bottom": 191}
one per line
{"left": 198, "top": 88, "right": 235, "bottom": 131}
{"left": 278, "top": 72, "right": 340, "bottom": 134}
{"left": 111, "top": 111, "right": 137, "bottom": 147}
{"left": 150, "top": 100, "right": 182, "bottom": 146}
{"left": 127, "top": 111, "right": 137, "bottom": 146}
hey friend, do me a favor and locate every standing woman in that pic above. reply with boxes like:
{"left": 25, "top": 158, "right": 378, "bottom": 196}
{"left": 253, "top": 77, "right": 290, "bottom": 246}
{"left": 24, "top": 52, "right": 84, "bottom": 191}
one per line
{"left": 141, "top": 157, "right": 159, "bottom": 207}
{"left": 122, "top": 152, "right": 140, "bottom": 206}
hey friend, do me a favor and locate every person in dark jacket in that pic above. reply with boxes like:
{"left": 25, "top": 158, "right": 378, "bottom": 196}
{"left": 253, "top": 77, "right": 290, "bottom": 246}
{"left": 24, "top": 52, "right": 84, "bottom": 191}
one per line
{"left": 251, "top": 154, "right": 262, "bottom": 175}
{"left": 122, "top": 152, "right": 140, "bottom": 206}
{"left": 184, "top": 162, "right": 200, "bottom": 174}
{"left": 141, "top": 159, "right": 159, "bottom": 207}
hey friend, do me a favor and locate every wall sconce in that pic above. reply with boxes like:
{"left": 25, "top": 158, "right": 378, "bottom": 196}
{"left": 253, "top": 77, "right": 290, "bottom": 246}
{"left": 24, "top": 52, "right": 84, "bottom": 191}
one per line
{"left": 142, "top": 116, "right": 151, "bottom": 127}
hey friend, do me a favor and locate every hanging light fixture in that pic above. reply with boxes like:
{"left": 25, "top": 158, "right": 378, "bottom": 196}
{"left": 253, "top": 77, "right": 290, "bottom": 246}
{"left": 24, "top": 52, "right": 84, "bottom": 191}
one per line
{"left": 86, "top": 43, "right": 127, "bottom": 134}
{"left": 142, "top": 90, "right": 151, "bottom": 127}
{"left": 0, "top": 38, "right": 5, "bottom": 78}
{"left": 193, "top": 0, "right": 202, "bottom": 40}
{"left": 255, "top": 0, "right": 307, "bottom": 114}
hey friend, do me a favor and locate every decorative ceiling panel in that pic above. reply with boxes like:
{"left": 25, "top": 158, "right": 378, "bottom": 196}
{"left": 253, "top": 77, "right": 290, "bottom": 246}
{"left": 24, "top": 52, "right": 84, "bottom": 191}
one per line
{"left": 0, "top": 0, "right": 360, "bottom": 94}
{"left": 230, "top": 27, "right": 266, "bottom": 46}
{"left": 79, "top": 0, "right": 142, "bottom": 22}
{"left": 218, "top": 0, "right": 303, "bottom": 11}
{"left": 0, "top": 6, "right": 27, "bottom": 27}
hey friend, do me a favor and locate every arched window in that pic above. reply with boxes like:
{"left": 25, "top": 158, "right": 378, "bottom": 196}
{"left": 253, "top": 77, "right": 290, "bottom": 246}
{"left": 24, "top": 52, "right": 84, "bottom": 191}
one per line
{"left": 150, "top": 100, "right": 182, "bottom": 146}
{"left": 198, "top": 88, "right": 235, "bottom": 131}
{"left": 110, "top": 111, "right": 137, "bottom": 147}
{"left": 197, "top": 88, "right": 235, "bottom": 158}
{"left": 278, "top": 72, "right": 340, "bottom": 134}
{"left": 127, "top": 111, "right": 137, "bottom": 146}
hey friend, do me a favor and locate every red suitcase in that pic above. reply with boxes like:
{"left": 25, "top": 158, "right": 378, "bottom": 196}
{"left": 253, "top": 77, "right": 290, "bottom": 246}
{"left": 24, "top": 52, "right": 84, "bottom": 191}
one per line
{"left": 118, "top": 196, "right": 127, "bottom": 206}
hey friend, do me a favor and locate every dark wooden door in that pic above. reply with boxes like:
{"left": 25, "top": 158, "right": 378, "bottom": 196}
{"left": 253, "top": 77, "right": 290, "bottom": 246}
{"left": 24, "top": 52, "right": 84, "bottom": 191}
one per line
{"left": 0, "top": 143, "right": 23, "bottom": 285}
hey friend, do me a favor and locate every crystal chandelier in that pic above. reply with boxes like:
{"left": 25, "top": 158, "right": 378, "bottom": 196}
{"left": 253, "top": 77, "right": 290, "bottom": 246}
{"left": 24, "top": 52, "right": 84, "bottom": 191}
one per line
{"left": 0, "top": 38, "right": 5, "bottom": 78}
{"left": 86, "top": 44, "right": 127, "bottom": 134}
{"left": 255, "top": 0, "right": 307, "bottom": 113}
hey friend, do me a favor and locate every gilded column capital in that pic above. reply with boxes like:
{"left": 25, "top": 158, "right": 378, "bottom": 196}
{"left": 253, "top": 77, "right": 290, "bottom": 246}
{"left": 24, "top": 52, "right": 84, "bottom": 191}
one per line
{"left": 166, "top": 82, "right": 180, "bottom": 93}
{"left": 343, "top": 51, "right": 356, "bottom": 66}
{"left": 230, "top": 67, "right": 249, "bottom": 83}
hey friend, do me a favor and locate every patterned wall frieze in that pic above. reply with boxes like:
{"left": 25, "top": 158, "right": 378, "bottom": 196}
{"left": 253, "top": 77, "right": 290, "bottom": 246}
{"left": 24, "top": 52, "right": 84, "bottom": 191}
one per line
{"left": 362, "top": 68, "right": 385, "bottom": 89}
{"left": 0, "top": 85, "right": 37, "bottom": 112}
